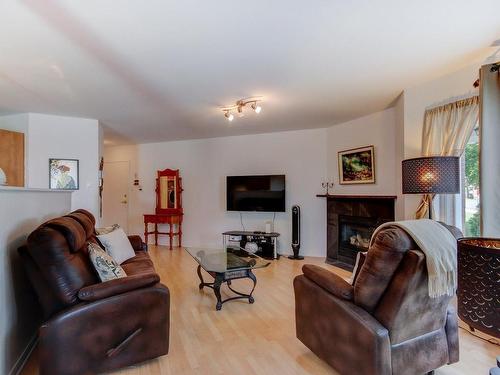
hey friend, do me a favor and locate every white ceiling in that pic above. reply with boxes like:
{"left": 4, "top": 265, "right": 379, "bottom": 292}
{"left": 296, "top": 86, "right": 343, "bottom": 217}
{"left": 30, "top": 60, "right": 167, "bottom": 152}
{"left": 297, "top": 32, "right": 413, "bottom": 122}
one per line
{"left": 0, "top": 1, "right": 499, "bottom": 144}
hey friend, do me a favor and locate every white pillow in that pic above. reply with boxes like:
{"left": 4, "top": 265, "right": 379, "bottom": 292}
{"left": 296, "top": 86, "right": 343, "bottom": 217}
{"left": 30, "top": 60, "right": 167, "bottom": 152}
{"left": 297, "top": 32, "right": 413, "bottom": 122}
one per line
{"left": 97, "top": 227, "right": 136, "bottom": 264}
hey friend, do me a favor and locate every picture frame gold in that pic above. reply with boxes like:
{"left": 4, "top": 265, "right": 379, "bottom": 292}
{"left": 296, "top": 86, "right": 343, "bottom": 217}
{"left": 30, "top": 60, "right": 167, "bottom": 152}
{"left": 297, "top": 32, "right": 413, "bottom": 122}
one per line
{"left": 338, "top": 145, "right": 375, "bottom": 185}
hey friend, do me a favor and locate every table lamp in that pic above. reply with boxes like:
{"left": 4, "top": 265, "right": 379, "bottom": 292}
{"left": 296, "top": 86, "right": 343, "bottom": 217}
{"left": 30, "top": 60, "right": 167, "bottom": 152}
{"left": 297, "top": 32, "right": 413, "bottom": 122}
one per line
{"left": 402, "top": 156, "right": 460, "bottom": 219}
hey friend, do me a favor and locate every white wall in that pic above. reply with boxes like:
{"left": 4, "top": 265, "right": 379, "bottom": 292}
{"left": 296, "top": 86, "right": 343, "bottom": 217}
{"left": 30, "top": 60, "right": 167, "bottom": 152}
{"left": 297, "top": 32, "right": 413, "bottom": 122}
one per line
{"left": 402, "top": 64, "right": 480, "bottom": 218}
{"left": 0, "top": 113, "right": 101, "bottom": 220}
{"left": 0, "top": 113, "right": 29, "bottom": 134}
{"left": 105, "top": 128, "right": 328, "bottom": 256}
{"left": 394, "top": 94, "right": 405, "bottom": 219}
{"left": 0, "top": 188, "right": 71, "bottom": 375}
{"left": 26, "top": 114, "right": 100, "bottom": 220}
{"left": 104, "top": 62, "right": 485, "bottom": 255}
{"left": 326, "top": 108, "right": 398, "bottom": 197}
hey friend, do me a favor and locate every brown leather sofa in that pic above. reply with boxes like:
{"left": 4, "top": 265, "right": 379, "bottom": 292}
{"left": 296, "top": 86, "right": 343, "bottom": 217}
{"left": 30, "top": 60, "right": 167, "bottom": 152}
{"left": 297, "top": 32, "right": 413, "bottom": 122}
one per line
{"left": 294, "top": 224, "right": 461, "bottom": 375}
{"left": 19, "top": 209, "right": 169, "bottom": 375}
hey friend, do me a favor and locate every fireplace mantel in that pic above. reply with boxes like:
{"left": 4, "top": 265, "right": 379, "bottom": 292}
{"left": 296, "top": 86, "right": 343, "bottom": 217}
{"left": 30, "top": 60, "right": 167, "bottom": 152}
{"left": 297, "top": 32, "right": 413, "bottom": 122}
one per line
{"left": 316, "top": 194, "right": 397, "bottom": 200}
{"left": 319, "top": 194, "right": 396, "bottom": 270}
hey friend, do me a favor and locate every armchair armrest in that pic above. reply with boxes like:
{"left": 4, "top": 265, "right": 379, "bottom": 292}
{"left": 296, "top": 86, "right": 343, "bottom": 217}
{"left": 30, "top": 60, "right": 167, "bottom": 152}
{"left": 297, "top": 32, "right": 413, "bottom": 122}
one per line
{"left": 128, "top": 235, "right": 147, "bottom": 252}
{"left": 78, "top": 273, "right": 160, "bottom": 301}
{"left": 294, "top": 274, "right": 391, "bottom": 374}
{"left": 302, "top": 264, "right": 353, "bottom": 300}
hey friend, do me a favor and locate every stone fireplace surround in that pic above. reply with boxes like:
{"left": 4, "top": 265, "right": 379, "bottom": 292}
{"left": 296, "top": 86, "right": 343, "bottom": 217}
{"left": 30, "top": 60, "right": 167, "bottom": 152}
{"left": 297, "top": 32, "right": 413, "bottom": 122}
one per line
{"left": 317, "top": 195, "right": 396, "bottom": 271}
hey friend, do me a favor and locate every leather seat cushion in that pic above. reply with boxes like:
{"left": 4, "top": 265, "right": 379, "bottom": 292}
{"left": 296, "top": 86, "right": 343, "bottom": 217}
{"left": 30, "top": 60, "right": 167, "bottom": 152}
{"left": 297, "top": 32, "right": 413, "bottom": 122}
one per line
{"left": 123, "top": 251, "right": 151, "bottom": 262}
{"left": 122, "top": 253, "right": 155, "bottom": 275}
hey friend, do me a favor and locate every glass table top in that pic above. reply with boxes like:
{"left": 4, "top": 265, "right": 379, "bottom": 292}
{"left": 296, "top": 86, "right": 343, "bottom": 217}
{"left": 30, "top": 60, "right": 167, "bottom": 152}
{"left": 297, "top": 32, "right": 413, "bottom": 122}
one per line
{"left": 185, "top": 245, "right": 271, "bottom": 273}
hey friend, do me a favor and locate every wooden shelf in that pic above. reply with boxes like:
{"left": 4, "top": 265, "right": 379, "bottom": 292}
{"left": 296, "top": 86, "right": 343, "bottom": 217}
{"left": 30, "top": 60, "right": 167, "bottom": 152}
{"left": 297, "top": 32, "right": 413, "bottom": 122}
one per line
{"left": 316, "top": 194, "right": 397, "bottom": 200}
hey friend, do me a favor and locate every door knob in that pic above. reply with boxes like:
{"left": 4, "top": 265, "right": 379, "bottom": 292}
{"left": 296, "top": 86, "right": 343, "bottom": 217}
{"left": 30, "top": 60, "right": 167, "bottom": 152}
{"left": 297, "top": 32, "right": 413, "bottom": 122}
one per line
{"left": 121, "top": 194, "right": 128, "bottom": 204}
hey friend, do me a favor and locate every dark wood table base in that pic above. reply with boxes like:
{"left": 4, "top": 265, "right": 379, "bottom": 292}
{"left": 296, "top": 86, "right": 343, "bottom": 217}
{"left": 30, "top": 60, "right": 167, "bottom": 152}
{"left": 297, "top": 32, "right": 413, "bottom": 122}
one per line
{"left": 196, "top": 265, "right": 257, "bottom": 311}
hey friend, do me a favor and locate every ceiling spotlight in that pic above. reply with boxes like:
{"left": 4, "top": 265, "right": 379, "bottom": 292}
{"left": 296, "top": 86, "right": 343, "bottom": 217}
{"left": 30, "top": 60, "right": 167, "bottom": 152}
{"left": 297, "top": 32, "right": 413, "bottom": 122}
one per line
{"left": 221, "top": 96, "right": 263, "bottom": 121}
{"left": 237, "top": 103, "right": 245, "bottom": 117}
{"left": 251, "top": 102, "right": 262, "bottom": 114}
{"left": 224, "top": 111, "right": 234, "bottom": 122}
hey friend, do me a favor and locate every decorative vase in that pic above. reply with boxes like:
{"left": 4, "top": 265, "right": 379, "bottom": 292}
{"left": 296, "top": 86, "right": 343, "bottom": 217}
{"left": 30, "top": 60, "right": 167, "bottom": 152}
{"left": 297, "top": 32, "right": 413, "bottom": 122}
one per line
{"left": 0, "top": 168, "right": 7, "bottom": 186}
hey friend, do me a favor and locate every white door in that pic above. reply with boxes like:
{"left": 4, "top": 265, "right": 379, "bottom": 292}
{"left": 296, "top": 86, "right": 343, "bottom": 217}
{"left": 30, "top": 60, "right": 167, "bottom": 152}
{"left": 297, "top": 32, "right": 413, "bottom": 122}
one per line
{"left": 102, "top": 161, "right": 130, "bottom": 233}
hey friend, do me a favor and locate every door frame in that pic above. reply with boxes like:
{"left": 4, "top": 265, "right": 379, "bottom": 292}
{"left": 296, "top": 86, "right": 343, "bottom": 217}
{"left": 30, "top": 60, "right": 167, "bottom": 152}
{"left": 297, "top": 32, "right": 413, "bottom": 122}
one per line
{"left": 103, "top": 160, "right": 131, "bottom": 232}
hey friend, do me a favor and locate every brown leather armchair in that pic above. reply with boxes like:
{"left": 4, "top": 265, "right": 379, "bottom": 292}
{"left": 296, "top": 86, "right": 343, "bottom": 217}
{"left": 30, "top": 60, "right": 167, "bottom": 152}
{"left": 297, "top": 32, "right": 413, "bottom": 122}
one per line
{"left": 294, "top": 224, "right": 461, "bottom": 375}
{"left": 19, "top": 209, "right": 169, "bottom": 375}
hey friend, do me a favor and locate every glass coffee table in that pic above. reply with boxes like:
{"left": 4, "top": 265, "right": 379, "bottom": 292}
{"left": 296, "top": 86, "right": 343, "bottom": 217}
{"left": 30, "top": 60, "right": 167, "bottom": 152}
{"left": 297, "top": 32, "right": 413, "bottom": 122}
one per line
{"left": 185, "top": 245, "right": 270, "bottom": 310}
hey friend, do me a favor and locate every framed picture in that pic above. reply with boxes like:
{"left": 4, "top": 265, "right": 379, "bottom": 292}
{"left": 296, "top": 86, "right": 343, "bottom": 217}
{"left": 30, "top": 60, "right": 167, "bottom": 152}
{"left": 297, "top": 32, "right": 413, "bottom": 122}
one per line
{"left": 338, "top": 146, "right": 375, "bottom": 184}
{"left": 49, "top": 159, "right": 79, "bottom": 190}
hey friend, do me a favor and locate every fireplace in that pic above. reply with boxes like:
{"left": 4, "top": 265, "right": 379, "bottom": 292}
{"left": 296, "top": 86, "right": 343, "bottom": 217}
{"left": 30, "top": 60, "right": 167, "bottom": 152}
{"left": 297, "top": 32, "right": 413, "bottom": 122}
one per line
{"left": 317, "top": 194, "right": 396, "bottom": 271}
{"left": 338, "top": 215, "right": 377, "bottom": 261}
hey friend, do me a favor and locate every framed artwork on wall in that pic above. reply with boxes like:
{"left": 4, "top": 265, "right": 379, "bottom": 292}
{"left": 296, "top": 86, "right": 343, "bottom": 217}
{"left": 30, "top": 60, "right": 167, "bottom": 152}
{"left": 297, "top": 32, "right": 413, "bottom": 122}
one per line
{"left": 338, "top": 145, "right": 375, "bottom": 184}
{"left": 49, "top": 159, "right": 79, "bottom": 190}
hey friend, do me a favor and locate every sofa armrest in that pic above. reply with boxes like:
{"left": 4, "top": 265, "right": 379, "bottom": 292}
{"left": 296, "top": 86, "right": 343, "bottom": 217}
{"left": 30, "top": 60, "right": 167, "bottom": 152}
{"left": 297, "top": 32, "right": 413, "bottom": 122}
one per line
{"left": 128, "top": 235, "right": 147, "bottom": 252}
{"left": 40, "top": 284, "right": 170, "bottom": 375}
{"left": 302, "top": 264, "right": 354, "bottom": 300}
{"left": 78, "top": 273, "right": 160, "bottom": 301}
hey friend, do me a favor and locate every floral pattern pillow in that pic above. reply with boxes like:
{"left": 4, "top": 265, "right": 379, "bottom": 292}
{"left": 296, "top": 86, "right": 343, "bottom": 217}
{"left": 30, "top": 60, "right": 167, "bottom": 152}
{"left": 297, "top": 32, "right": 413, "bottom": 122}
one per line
{"left": 88, "top": 242, "right": 127, "bottom": 281}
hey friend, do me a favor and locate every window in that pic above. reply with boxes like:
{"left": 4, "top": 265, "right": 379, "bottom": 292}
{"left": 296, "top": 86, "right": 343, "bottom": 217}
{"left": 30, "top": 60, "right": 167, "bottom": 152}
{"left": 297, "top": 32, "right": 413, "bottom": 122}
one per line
{"left": 463, "top": 125, "right": 480, "bottom": 236}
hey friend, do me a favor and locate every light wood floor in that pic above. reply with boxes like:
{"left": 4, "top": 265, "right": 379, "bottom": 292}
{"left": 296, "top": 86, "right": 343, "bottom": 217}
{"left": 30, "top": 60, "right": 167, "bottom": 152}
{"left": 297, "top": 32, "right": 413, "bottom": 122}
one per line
{"left": 21, "top": 246, "right": 498, "bottom": 375}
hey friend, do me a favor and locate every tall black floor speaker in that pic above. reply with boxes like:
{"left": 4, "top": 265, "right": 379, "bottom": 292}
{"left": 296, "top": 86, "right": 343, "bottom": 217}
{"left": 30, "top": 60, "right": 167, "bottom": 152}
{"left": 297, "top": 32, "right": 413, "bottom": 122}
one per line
{"left": 289, "top": 205, "right": 304, "bottom": 260}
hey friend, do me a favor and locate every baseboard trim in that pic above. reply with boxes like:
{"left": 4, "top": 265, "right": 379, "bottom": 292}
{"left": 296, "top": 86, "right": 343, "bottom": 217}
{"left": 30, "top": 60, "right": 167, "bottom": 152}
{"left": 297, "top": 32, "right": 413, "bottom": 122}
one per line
{"left": 9, "top": 334, "right": 38, "bottom": 375}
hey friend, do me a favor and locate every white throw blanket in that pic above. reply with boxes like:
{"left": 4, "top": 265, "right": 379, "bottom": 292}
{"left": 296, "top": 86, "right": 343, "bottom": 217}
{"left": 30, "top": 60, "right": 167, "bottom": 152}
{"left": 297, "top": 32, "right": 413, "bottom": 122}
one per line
{"left": 370, "top": 219, "right": 457, "bottom": 298}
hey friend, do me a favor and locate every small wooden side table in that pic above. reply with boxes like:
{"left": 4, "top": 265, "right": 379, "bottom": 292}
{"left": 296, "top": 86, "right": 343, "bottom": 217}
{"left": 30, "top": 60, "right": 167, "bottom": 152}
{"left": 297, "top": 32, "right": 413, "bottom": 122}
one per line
{"left": 144, "top": 213, "right": 182, "bottom": 250}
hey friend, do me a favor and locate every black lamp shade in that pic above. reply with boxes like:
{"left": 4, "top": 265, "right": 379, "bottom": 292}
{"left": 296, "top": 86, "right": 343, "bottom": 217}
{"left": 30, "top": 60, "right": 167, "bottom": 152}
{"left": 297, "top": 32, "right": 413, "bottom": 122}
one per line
{"left": 402, "top": 156, "right": 460, "bottom": 194}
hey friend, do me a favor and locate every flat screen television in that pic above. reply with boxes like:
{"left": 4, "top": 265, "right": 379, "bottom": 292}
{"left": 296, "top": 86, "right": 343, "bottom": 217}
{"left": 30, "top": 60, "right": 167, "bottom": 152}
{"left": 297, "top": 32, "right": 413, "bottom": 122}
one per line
{"left": 226, "top": 175, "right": 286, "bottom": 212}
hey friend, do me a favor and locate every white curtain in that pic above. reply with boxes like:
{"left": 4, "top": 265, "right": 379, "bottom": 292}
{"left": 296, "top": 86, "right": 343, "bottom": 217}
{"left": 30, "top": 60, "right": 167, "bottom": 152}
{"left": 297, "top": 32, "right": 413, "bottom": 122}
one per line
{"left": 479, "top": 63, "right": 500, "bottom": 237}
{"left": 416, "top": 96, "right": 479, "bottom": 220}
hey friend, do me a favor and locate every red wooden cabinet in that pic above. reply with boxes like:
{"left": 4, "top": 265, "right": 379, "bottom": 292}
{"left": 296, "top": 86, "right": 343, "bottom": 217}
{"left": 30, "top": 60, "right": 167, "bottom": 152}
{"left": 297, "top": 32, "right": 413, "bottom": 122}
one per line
{"left": 144, "top": 169, "right": 183, "bottom": 249}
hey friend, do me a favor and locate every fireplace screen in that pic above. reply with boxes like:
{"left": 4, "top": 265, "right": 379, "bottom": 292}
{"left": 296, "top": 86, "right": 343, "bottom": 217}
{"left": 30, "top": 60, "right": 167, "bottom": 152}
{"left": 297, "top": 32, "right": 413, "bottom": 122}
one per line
{"left": 338, "top": 215, "right": 377, "bottom": 259}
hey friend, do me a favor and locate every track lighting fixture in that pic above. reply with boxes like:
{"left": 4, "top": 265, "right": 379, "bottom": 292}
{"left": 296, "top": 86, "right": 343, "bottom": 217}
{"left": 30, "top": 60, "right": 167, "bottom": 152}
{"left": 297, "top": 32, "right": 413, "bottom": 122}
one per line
{"left": 224, "top": 111, "right": 234, "bottom": 122}
{"left": 251, "top": 102, "right": 262, "bottom": 114}
{"left": 221, "top": 97, "right": 263, "bottom": 122}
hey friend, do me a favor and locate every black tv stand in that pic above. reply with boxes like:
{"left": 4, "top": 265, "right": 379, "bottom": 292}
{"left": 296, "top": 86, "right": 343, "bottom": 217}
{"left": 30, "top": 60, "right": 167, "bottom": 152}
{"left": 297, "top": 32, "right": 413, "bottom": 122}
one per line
{"left": 222, "top": 231, "right": 280, "bottom": 260}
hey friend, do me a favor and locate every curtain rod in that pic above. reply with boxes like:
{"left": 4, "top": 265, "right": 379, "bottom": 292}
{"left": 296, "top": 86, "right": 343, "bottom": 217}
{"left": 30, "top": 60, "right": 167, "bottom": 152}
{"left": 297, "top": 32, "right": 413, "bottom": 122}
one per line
{"left": 425, "top": 93, "right": 478, "bottom": 111}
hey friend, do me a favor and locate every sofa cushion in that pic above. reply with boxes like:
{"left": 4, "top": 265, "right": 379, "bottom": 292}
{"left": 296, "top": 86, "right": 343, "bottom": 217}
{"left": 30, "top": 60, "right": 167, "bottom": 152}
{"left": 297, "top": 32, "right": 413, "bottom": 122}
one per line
{"left": 88, "top": 242, "right": 127, "bottom": 282}
{"left": 71, "top": 208, "right": 96, "bottom": 225}
{"left": 27, "top": 226, "right": 98, "bottom": 305}
{"left": 97, "top": 227, "right": 136, "bottom": 264}
{"left": 354, "top": 226, "right": 416, "bottom": 312}
{"left": 67, "top": 212, "right": 95, "bottom": 239}
{"left": 45, "top": 217, "right": 87, "bottom": 253}
{"left": 121, "top": 253, "right": 155, "bottom": 275}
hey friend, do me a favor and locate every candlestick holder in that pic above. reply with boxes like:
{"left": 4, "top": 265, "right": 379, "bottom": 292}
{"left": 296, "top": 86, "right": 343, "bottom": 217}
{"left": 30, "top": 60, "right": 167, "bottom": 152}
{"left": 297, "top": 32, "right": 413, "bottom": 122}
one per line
{"left": 321, "top": 181, "right": 334, "bottom": 195}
